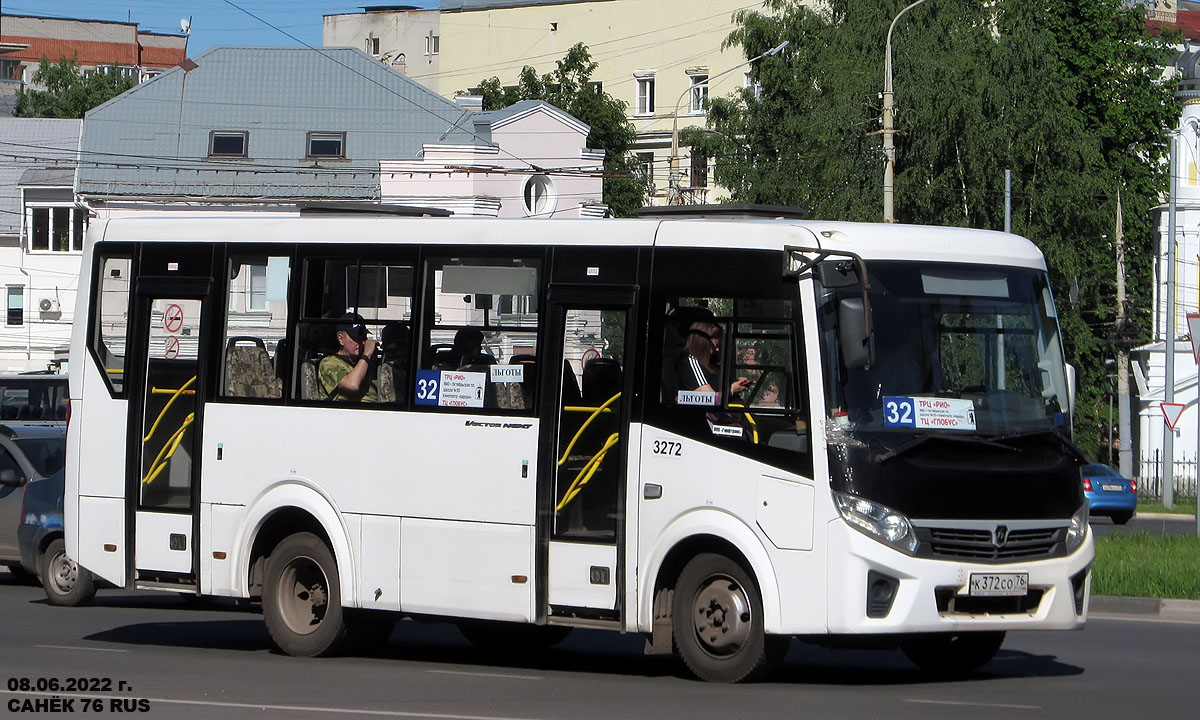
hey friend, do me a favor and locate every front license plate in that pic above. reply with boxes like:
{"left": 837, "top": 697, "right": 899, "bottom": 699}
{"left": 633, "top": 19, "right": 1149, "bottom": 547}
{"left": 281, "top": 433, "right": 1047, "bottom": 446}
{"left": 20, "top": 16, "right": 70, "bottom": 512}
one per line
{"left": 969, "top": 572, "right": 1029, "bottom": 597}
{"left": 1102, "top": 484, "right": 1122, "bottom": 492}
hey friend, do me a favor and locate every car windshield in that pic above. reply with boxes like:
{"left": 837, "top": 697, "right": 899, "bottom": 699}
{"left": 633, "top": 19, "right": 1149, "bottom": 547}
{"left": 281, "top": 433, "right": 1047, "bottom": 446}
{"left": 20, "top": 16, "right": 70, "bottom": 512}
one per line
{"left": 13, "top": 437, "right": 66, "bottom": 476}
{"left": 1083, "top": 464, "right": 1116, "bottom": 477}
{"left": 817, "top": 261, "right": 1070, "bottom": 437}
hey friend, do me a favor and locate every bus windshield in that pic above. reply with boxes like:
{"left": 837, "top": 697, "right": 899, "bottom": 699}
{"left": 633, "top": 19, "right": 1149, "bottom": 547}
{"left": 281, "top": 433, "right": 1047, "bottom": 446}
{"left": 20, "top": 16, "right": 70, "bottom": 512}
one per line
{"left": 817, "top": 262, "right": 1069, "bottom": 438}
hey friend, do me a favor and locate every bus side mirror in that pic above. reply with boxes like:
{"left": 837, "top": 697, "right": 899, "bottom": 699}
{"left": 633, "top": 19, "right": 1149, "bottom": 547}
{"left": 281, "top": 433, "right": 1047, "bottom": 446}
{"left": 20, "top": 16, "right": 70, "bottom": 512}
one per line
{"left": 838, "top": 298, "right": 874, "bottom": 371}
{"left": 1065, "top": 363, "right": 1076, "bottom": 417}
{"left": 0, "top": 468, "right": 25, "bottom": 486}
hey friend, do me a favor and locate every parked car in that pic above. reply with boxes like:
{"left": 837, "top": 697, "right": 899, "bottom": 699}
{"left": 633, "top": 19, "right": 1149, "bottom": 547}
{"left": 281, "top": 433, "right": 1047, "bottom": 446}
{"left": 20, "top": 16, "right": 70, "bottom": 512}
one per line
{"left": 1081, "top": 462, "right": 1138, "bottom": 525}
{"left": 17, "top": 468, "right": 96, "bottom": 606}
{"left": 0, "top": 373, "right": 68, "bottom": 423}
{"left": 0, "top": 423, "right": 67, "bottom": 582}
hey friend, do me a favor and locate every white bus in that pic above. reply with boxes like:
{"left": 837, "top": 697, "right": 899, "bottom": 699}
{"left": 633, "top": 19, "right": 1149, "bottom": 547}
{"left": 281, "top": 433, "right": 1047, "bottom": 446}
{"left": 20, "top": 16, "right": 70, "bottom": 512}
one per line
{"left": 65, "top": 212, "right": 1092, "bottom": 682}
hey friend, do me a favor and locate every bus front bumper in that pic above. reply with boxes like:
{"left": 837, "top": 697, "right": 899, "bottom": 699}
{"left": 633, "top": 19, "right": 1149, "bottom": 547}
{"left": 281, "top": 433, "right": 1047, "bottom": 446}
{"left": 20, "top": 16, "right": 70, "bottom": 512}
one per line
{"left": 822, "top": 519, "right": 1093, "bottom": 635}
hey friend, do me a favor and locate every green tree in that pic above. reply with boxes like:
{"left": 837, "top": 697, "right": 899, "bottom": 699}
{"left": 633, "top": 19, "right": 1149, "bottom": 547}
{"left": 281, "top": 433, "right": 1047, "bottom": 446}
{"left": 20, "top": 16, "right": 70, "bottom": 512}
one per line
{"left": 15, "top": 57, "right": 136, "bottom": 119}
{"left": 468, "top": 43, "right": 648, "bottom": 217}
{"left": 694, "top": 0, "right": 1174, "bottom": 456}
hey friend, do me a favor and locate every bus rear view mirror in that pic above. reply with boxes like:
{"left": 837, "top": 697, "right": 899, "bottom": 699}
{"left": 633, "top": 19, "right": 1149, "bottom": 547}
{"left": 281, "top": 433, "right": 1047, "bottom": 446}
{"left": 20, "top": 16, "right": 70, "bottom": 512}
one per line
{"left": 838, "top": 298, "right": 874, "bottom": 370}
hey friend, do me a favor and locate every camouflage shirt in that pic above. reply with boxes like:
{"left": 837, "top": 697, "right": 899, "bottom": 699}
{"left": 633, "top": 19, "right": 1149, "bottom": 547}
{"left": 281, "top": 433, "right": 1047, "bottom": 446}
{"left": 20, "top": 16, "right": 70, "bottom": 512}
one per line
{"left": 317, "top": 354, "right": 379, "bottom": 402}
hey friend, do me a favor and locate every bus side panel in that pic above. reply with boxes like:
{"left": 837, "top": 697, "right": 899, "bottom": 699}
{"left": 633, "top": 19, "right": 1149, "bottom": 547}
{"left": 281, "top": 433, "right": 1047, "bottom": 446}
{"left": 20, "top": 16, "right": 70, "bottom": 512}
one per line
{"left": 77, "top": 495, "right": 126, "bottom": 587}
{"left": 357, "top": 513, "right": 401, "bottom": 611}
{"left": 400, "top": 518, "right": 534, "bottom": 622}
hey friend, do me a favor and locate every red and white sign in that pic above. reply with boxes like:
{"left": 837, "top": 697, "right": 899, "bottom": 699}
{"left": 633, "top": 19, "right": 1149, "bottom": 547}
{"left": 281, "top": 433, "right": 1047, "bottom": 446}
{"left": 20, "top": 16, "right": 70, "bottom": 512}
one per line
{"left": 164, "top": 304, "right": 185, "bottom": 333}
{"left": 581, "top": 348, "right": 601, "bottom": 364}
{"left": 1161, "top": 402, "right": 1186, "bottom": 431}
{"left": 1188, "top": 313, "right": 1200, "bottom": 364}
{"left": 164, "top": 336, "right": 181, "bottom": 360}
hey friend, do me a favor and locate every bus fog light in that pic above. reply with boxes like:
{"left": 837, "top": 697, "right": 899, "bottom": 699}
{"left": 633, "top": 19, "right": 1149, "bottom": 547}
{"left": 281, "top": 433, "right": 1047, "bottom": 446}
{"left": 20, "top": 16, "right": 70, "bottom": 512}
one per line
{"left": 834, "top": 491, "right": 918, "bottom": 555}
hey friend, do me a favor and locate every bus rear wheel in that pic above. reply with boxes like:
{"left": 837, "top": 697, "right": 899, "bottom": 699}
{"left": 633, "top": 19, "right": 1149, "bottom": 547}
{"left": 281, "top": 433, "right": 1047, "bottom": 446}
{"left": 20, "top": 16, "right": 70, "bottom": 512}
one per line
{"left": 671, "top": 553, "right": 787, "bottom": 683}
{"left": 900, "top": 631, "right": 1005, "bottom": 675}
{"left": 263, "top": 533, "right": 347, "bottom": 657}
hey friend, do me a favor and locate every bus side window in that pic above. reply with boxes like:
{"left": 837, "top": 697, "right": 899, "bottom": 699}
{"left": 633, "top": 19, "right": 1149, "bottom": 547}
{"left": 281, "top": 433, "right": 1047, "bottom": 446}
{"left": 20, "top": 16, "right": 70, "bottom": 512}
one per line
{"left": 656, "top": 296, "right": 811, "bottom": 474}
{"left": 91, "top": 254, "right": 132, "bottom": 396}
{"left": 291, "top": 256, "right": 415, "bottom": 406}
{"left": 418, "top": 256, "right": 540, "bottom": 413}
{"left": 221, "top": 255, "right": 289, "bottom": 401}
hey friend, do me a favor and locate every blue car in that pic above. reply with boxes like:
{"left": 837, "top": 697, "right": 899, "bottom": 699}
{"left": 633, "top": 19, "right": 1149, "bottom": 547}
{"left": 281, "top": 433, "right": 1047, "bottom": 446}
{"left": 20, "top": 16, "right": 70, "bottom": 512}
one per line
{"left": 17, "top": 468, "right": 96, "bottom": 606}
{"left": 1081, "top": 463, "right": 1137, "bottom": 525}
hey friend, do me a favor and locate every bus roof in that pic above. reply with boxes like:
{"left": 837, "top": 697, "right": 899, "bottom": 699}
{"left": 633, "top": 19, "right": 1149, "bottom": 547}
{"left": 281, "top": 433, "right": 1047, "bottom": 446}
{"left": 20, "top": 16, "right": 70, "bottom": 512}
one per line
{"left": 92, "top": 215, "right": 1046, "bottom": 270}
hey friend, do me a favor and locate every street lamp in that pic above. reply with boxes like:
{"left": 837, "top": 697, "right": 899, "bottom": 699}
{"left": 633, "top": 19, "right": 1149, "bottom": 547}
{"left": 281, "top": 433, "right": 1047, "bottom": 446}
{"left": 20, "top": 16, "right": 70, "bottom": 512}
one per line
{"left": 667, "top": 40, "right": 790, "bottom": 204}
{"left": 883, "top": 0, "right": 929, "bottom": 223}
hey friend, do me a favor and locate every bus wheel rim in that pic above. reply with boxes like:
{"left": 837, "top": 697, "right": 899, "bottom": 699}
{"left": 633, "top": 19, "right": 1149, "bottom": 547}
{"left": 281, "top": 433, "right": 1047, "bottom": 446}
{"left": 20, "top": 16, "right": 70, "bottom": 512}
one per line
{"left": 278, "top": 555, "right": 328, "bottom": 637}
{"left": 691, "top": 574, "right": 752, "bottom": 656}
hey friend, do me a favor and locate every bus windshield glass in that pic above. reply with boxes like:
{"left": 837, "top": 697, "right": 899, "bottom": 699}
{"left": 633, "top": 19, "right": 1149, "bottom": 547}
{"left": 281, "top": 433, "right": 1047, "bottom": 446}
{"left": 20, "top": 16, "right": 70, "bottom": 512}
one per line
{"left": 817, "top": 261, "right": 1069, "bottom": 437}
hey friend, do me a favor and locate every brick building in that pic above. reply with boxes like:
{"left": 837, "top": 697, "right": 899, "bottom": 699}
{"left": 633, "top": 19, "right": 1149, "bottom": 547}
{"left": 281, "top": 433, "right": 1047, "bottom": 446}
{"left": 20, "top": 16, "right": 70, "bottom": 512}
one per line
{"left": 0, "top": 14, "right": 188, "bottom": 115}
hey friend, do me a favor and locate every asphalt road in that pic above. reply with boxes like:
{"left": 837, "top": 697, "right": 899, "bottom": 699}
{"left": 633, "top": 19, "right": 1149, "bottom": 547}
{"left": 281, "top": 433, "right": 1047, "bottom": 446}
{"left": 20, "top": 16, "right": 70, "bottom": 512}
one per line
{"left": 1089, "top": 512, "right": 1198, "bottom": 537}
{"left": 1, "top": 571, "right": 1198, "bottom": 719}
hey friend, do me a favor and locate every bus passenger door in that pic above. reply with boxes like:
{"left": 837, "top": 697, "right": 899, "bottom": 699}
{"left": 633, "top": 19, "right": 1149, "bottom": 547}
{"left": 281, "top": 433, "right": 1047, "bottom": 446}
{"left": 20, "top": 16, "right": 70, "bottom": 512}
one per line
{"left": 540, "top": 286, "right": 636, "bottom": 622}
{"left": 127, "top": 267, "right": 213, "bottom": 589}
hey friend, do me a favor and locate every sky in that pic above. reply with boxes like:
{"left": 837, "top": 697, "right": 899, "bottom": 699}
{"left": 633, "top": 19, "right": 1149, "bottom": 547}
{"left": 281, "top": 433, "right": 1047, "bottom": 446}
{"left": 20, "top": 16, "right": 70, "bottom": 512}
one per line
{"left": 3, "top": 1, "right": 437, "bottom": 55}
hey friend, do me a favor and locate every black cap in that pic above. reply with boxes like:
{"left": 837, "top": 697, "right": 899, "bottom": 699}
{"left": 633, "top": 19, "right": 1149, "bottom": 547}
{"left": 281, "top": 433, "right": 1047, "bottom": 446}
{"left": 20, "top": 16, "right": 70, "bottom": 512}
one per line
{"left": 336, "top": 312, "right": 369, "bottom": 342}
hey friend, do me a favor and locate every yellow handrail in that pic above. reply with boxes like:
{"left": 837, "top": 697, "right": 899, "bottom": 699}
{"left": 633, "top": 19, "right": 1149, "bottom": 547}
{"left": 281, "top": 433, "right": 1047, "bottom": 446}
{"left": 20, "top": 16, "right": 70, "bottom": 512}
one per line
{"left": 143, "top": 375, "right": 196, "bottom": 443}
{"left": 142, "top": 412, "right": 195, "bottom": 485}
{"left": 557, "top": 392, "right": 621, "bottom": 466}
{"left": 556, "top": 432, "right": 620, "bottom": 512}
{"left": 563, "top": 406, "right": 614, "bottom": 413}
{"left": 728, "top": 402, "right": 759, "bottom": 444}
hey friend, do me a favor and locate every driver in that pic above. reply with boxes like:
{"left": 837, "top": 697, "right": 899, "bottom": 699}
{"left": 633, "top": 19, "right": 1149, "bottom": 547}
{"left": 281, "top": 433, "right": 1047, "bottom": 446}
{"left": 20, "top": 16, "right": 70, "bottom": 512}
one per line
{"left": 318, "top": 312, "right": 379, "bottom": 402}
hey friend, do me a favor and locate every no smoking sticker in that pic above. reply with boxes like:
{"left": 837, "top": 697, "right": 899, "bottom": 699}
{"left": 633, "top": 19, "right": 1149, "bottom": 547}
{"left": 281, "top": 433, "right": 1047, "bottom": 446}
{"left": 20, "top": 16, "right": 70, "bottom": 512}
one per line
{"left": 164, "top": 304, "right": 185, "bottom": 333}
{"left": 164, "top": 336, "right": 180, "bottom": 359}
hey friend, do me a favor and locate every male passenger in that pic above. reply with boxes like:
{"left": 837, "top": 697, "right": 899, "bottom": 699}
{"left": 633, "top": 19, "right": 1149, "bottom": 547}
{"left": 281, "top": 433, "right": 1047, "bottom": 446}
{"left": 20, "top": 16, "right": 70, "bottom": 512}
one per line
{"left": 318, "top": 313, "right": 379, "bottom": 402}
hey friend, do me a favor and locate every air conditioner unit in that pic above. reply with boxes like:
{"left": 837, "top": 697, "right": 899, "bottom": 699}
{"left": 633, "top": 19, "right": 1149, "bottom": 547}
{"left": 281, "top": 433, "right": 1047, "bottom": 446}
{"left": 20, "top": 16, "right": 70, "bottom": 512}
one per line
{"left": 38, "top": 298, "right": 58, "bottom": 312}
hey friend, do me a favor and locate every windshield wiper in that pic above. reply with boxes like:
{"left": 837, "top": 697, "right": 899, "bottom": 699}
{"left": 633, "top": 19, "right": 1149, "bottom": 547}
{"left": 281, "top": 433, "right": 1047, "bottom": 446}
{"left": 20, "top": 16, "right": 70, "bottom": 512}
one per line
{"left": 987, "top": 428, "right": 1089, "bottom": 464}
{"left": 876, "top": 433, "right": 1019, "bottom": 465}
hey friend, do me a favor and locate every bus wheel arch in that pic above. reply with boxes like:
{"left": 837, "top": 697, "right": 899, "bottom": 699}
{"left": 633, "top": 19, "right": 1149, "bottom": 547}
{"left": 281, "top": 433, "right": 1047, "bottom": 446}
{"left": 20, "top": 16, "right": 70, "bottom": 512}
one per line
{"left": 246, "top": 506, "right": 333, "bottom": 601}
{"left": 643, "top": 517, "right": 783, "bottom": 634}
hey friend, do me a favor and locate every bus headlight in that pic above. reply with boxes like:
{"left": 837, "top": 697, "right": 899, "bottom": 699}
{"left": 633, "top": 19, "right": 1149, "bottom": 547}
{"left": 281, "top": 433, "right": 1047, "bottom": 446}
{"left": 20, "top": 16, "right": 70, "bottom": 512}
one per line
{"left": 1065, "top": 503, "right": 1089, "bottom": 554}
{"left": 834, "top": 491, "right": 918, "bottom": 555}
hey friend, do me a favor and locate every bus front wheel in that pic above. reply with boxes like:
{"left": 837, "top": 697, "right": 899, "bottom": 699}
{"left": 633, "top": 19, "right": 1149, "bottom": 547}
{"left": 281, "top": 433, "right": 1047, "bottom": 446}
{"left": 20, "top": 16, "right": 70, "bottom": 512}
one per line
{"left": 263, "top": 533, "right": 348, "bottom": 657}
{"left": 671, "top": 553, "right": 787, "bottom": 683}
{"left": 900, "top": 631, "right": 1005, "bottom": 675}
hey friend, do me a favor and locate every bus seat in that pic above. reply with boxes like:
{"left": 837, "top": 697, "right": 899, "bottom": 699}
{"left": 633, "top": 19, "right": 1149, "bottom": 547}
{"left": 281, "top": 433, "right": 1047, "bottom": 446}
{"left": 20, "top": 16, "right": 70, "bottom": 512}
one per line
{"left": 225, "top": 345, "right": 283, "bottom": 399}
{"left": 377, "top": 363, "right": 397, "bottom": 403}
{"left": 298, "top": 359, "right": 320, "bottom": 401}
{"left": 582, "top": 357, "right": 622, "bottom": 405}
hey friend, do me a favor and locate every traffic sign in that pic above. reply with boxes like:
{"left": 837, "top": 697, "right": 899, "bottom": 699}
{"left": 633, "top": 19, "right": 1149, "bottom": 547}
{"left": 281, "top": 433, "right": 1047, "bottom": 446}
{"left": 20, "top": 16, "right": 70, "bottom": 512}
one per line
{"left": 1189, "top": 313, "right": 1200, "bottom": 364}
{"left": 1161, "top": 402, "right": 1186, "bottom": 431}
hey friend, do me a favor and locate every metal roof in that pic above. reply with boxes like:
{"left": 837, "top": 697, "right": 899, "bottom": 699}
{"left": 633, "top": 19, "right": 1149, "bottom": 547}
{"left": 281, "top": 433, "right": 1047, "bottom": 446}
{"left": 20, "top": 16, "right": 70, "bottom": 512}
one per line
{"left": 76, "top": 46, "right": 483, "bottom": 201}
{"left": 0, "top": 117, "right": 79, "bottom": 237}
{"left": 440, "top": 0, "right": 608, "bottom": 11}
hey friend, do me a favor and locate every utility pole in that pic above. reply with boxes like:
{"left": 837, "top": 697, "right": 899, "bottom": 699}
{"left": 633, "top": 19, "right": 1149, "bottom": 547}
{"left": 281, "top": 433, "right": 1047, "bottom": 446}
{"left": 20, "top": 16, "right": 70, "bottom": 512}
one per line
{"left": 1165, "top": 130, "right": 1178, "bottom": 509}
{"left": 882, "top": 0, "right": 929, "bottom": 223}
{"left": 1116, "top": 190, "right": 1133, "bottom": 479}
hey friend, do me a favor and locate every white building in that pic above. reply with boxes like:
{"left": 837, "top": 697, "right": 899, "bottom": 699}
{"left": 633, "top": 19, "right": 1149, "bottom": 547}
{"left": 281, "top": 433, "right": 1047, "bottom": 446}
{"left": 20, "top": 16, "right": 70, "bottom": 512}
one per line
{"left": 0, "top": 117, "right": 80, "bottom": 372}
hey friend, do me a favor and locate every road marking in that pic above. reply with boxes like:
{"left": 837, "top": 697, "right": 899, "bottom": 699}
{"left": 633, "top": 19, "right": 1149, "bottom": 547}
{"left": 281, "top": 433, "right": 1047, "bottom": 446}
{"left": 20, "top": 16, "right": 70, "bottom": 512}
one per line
{"left": 428, "top": 670, "right": 544, "bottom": 681}
{"left": 906, "top": 699, "right": 1039, "bottom": 710}
{"left": 33, "top": 644, "right": 129, "bottom": 653}
{"left": 0, "top": 691, "right": 539, "bottom": 720}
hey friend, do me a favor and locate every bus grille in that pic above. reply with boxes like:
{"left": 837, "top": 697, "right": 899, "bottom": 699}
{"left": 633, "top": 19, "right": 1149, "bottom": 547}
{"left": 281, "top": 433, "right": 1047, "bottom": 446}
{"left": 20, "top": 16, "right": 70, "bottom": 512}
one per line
{"left": 914, "top": 525, "right": 1066, "bottom": 563}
